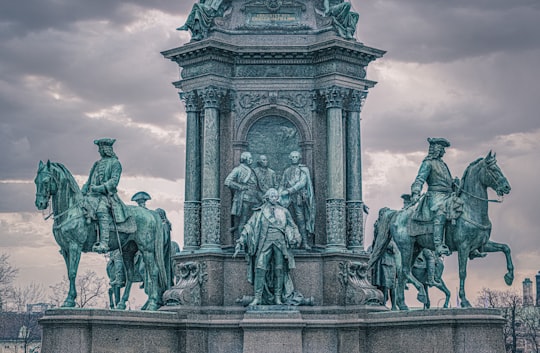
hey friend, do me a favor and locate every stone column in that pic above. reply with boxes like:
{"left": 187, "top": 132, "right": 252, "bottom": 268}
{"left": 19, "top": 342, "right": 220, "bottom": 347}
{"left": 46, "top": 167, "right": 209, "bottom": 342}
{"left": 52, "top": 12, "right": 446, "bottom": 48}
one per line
{"left": 324, "top": 86, "right": 346, "bottom": 252}
{"left": 200, "top": 86, "right": 224, "bottom": 252}
{"left": 346, "top": 90, "right": 368, "bottom": 251}
{"left": 182, "top": 91, "right": 201, "bottom": 251}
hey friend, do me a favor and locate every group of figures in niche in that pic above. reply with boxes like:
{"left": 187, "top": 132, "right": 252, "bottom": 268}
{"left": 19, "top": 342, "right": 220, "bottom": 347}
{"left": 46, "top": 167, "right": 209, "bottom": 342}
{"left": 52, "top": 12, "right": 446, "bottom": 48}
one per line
{"left": 228, "top": 150, "right": 315, "bottom": 306}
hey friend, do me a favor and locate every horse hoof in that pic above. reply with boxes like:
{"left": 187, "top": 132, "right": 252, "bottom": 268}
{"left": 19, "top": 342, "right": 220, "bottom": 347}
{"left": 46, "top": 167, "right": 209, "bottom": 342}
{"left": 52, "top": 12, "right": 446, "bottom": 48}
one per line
{"left": 62, "top": 300, "right": 76, "bottom": 308}
{"left": 504, "top": 273, "right": 514, "bottom": 285}
{"left": 417, "top": 293, "right": 427, "bottom": 304}
{"left": 116, "top": 303, "right": 126, "bottom": 310}
{"left": 460, "top": 299, "right": 472, "bottom": 308}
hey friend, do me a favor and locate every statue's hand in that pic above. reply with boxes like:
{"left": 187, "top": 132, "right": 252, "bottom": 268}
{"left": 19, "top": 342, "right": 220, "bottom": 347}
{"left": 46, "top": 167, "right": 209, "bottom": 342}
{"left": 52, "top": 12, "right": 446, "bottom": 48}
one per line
{"left": 91, "top": 185, "right": 106, "bottom": 194}
{"left": 233, "top": 243, "right": 243, "bottom": 258}
{"left": 280, "top": 190, "right": 289, "bottom": 196}
{"left": 411, "top": 193, "right": 419, "bottom": 203}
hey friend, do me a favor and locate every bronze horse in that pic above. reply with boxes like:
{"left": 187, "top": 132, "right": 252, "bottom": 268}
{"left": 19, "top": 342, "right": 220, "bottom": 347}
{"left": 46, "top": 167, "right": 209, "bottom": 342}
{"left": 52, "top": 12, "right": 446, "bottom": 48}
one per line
{"left": 34, "top": 161, "right": 170, "bottom": 310}
{"left": 370, "top": 152, "right": 513, "bottom": 309}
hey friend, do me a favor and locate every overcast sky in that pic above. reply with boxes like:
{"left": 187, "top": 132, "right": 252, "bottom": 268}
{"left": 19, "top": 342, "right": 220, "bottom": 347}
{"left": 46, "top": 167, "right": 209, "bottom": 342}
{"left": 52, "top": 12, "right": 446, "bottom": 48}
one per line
{"left": 1, "top": 0, "right": 539, "bottom": 309}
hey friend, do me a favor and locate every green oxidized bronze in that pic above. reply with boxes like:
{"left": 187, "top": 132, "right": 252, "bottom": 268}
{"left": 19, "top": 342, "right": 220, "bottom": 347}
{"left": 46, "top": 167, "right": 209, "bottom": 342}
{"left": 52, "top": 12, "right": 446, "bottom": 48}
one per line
{"left": 369, "top": 139, "right": 513, "bottom": 310}
{"left": 177, "top": 0, "right": 230, "bottom": 41}
{"left": 278, "top": 151, "right": 315, "bottom": 250}
{"left": 323, "top": 0, "right": 359, "bottom": 39}
{"left": 234, "top": 188, "right": 312, "bottom": 306}
{"left": 34, "top": 140, "right": 172, "bottom": 311}
{"left": 225, "top": 151, "right": 263, "bottom": 242}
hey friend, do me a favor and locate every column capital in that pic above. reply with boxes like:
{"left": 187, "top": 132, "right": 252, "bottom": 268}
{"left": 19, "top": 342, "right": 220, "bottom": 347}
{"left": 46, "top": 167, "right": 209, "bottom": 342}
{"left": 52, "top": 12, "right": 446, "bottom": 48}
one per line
{"left": 323, "top": 86, "right": 348, "bottom": 109}
{"left": 347, "top": 90, "right": 368, "bottom": 113}
{"left": 180, "top": 91, "right": 200, "bottom": 112}
{"left": 200, "top": 86, "right": 227, "bottom": 110}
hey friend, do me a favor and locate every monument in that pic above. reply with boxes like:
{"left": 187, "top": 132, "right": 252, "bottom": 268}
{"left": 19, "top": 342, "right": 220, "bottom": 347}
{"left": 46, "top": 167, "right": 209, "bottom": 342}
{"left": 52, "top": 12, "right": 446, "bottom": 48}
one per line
{"left": 37, "top": 1, "right": 508, "bottom": 352}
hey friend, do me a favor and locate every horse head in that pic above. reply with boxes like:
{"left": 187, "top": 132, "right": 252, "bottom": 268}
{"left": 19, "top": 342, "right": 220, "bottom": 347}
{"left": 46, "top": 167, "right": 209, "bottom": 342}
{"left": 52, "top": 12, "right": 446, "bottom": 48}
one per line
{"left": 34, "top": 160, "right": 56, "bottom": 210}
{"left": 481, "top": 151, "right": 511, "bottom": 197}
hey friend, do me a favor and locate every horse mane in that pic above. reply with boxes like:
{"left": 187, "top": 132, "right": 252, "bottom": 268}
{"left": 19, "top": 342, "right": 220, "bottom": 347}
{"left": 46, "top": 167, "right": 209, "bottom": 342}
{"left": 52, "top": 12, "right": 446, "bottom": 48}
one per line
{"left": 50, "top": 162, "right": 81, "bottom": 196}
{"left": 458, "top": 157, "right": 484, "bottom": 193}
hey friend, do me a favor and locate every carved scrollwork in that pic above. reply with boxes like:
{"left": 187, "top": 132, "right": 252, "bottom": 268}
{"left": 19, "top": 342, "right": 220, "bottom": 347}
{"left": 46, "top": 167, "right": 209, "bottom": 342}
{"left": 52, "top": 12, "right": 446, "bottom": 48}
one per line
{"left": 339, "top": 261, "right": 384, "bottom": 306}
{"left": 162, "top": 261, "right": 208, "bottom": 306}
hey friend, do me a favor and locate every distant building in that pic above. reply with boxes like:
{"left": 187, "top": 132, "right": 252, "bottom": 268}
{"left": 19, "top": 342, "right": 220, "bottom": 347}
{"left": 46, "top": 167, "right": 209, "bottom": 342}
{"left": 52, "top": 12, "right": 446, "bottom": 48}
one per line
{"left": 523, "top": 278, "right": 534, "bottom": 306}
{"left": 0, "top": 312, "right": 43, "bottom": 353}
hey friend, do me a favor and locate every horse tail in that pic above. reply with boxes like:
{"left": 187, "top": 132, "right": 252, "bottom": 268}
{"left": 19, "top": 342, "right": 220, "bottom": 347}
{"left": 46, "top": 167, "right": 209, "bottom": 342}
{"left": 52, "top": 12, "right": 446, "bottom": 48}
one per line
{"left": 367, "top": 207, "right": 397, "bottom": 270}
{"left": 152, "top": 214, "right": 169, "bottom": 291}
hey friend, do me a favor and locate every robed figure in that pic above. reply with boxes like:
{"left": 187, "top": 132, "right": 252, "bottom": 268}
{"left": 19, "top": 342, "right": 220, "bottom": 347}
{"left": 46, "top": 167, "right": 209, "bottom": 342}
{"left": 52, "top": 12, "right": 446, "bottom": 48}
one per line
{"left": 235, "top": 188, "right": 302, "bottom": 306}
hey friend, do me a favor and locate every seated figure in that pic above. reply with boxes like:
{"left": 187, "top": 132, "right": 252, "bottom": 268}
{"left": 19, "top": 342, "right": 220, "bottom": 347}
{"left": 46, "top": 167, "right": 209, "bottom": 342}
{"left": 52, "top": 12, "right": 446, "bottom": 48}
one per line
{"left": 323, "top": 0, "right": 359, "bottom": 39}
{"left": 177, "top": 0, "right": 228, "bottom": 41}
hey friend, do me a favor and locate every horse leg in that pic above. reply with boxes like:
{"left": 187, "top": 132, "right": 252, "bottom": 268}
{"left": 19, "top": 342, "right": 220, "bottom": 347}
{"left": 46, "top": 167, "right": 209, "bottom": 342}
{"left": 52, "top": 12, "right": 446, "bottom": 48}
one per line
{"left": 117, "top": 251, "right": 134, "bottom": 310}
{"left": 483, "top": 240, "right": 514, "bottom": 286}
{"left": 457, "top": 247, "right": 471, "bottom": 307}
{"left": 435, "top": 280, "right": 451, "bottom": 308}
{"left": 61, "top": 243, "right": 82, "bottom": 307}
{"left": 423, "top": 284, "right": 430, "bottom": 309}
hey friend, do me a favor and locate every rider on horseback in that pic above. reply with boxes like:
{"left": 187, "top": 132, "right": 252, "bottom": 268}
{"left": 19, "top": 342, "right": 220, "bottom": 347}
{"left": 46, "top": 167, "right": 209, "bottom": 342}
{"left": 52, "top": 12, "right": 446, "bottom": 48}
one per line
{"left": 411, "top": 138, "right": 454, "bottom": 258}
{"left": 82, "top": 138, "right": 129, "bottom": 253}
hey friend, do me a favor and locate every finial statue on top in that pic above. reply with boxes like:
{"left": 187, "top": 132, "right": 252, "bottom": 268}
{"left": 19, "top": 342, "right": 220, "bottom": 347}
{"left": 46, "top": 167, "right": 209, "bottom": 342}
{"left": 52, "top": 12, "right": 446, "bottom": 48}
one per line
{"left": 323, "top": 0, "right": 359, "bottom": 39}
{"left": 177, "top": 0, "right": 231, "bottom": 41}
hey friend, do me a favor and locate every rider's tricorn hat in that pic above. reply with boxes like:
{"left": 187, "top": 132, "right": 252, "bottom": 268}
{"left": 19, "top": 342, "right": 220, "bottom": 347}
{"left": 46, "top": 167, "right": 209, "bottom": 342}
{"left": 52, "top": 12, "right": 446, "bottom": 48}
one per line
{"left": 94, "top": 138, "right": 116, "bottom": 147}
{"left": 131, "top": 191, "right": 151, "bottom": 203}
{"left": 427, "top": 137, "right": 450, "bottom": 147}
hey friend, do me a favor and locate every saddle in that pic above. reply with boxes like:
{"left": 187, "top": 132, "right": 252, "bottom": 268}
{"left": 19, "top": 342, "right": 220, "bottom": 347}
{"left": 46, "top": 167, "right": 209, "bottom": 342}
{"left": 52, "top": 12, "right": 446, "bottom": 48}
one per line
{"left": 408, "top": 194, "right": 463, "bottom": 237}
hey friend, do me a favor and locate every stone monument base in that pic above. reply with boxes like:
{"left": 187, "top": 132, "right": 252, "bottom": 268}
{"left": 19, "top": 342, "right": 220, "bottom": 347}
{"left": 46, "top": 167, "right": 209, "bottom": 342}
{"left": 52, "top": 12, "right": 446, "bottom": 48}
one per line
{"left": 39, "top": 307, "right": 505, "bottom": 353}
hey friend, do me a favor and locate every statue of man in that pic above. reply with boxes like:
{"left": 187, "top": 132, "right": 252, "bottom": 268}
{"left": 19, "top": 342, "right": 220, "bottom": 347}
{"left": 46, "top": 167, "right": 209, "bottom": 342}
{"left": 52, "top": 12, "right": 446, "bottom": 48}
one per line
{"left": 279, "top": 151, "right": 315, "bottom": 250}
{"left": 225, "top": 152, "right": 262, "bottom": 240}
{"left": 253, "top": 155, "right": 277, "bottom": 194}
{"left": 234, "top": 188, "right": 301, "bottom": 306}
{"left": 131, "top": 191, "right": 151, "bottom": 208}
{"left": 323, "top": 0, "right": 359, "bottom": 39}
{"left": 371, "top": 239, "right": 401, "bottom": 311}
{"left": 410, "top": 138, "right": 453, "bottom": 257}
{"left": 82, "top": 138, "right": 128, "bottom": 253}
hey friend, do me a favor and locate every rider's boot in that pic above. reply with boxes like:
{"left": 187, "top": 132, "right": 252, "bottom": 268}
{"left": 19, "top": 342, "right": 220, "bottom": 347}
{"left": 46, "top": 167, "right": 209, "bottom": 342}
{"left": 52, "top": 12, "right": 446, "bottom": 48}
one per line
{"left": 433, "top": 215, "right": 451, "bottom": 257}
{"left": 425, "top": 251, "right": 440, "bottom": 286}
{"left": 249, "top": 269, "right": 266, "bottom": 306}
{"left": 93, "top": 212, "right": 111, "bottom": 253}
{"left": 274, "top": 268, "right": 284, "bottom": 305}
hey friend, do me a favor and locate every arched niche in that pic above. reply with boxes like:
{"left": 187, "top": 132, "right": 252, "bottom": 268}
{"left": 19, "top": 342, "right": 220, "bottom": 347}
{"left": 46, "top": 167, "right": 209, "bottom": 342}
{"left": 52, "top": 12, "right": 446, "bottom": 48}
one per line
{"left": 234, "top": 105, "right": 313, "bottom": 178}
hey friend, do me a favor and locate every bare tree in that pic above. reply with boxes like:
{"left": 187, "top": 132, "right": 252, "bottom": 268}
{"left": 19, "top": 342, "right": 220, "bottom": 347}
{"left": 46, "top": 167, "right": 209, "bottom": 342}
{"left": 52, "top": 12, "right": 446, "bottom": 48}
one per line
{"left": 5, "top": 282, "right": 47, "bottom": 312}
{"left": 476, "top": 288, "right": 523, "bottom": 353}
{"left": 0, "top": 253, "right": 19, "bottom": 311}
{"left": 521, "top": 307, "right": 540, "bottom": 353}
{"left": 49, "top": 270, "right": 108, "bottom": 308}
